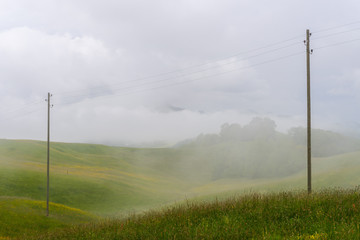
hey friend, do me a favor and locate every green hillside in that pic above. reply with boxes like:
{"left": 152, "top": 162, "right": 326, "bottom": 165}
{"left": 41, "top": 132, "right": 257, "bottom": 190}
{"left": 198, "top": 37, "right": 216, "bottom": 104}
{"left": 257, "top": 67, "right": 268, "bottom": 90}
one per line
{"left": 25, "top": 189, "right": 360, "bottom": 240}
{"left": 0, "top": 197, "right": 97, "bottom": 238}
{"left": 1, "top": 118, "right": 360, "bottom": 217}
{"left": 0, "top": 139, "right": 191, "bottom": 215}
{"left": 2, "top": 118, "right": 360, "bottom": 238}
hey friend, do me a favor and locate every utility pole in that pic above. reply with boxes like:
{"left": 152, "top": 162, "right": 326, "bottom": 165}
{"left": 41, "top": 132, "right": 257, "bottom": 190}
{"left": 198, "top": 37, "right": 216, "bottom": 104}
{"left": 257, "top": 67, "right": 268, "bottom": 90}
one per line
{"left": 305, "top": 29, "right": 312, "bottom": 194}
{"left": 45, "top": 92, "right": 52, "bottom": 216}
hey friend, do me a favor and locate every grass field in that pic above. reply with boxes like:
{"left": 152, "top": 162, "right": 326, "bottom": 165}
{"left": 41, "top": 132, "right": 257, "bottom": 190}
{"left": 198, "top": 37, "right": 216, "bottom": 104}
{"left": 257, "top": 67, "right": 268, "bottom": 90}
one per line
{"left": 23, "top": 189, "right": 360, "bottom": 239}
{"left": 1, "top": 138, "right": 360, "bottom": 238}
{"left": 1, "top": 139, "right": 360, "bottom": 214}
{"left": 0, "top": 197, "right": 97, "bottom": 239}
{"left": 0, "top": 139, "right": 192, "bottom": 215}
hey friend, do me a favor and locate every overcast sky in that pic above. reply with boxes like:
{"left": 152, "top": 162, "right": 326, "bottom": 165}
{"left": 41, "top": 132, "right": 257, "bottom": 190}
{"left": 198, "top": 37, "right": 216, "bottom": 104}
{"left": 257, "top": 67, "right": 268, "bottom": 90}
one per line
{"left": 1, "top": 0, "right": 360, "bottom": 145}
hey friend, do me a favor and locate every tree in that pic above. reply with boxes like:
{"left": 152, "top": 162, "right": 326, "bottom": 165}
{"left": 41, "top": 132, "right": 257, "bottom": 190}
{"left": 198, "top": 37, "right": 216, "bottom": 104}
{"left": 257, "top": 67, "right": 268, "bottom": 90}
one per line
{"left": 242, "top": 117, "right": 276, "bottom": 140}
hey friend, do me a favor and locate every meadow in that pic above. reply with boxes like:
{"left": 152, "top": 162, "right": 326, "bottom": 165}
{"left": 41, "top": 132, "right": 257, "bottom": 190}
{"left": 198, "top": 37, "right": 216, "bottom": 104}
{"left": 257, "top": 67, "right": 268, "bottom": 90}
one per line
{"left": 23, "top": 189, "right": 360, "bottom": 239}
{"left": 1, "top": 123, "right": 360, "bottom": 238}
{"left": 0, "top": 197, "right": 97, "bottom": 239}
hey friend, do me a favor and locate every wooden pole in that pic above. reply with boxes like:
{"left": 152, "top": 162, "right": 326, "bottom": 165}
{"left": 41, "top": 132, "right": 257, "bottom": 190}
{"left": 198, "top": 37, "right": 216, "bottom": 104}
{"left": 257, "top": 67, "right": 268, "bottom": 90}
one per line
{"left": 46, "top": 92, "right": 51, "bottom": 216}
{"left": 306, "top": 29, "right": 312, "bottom": 194}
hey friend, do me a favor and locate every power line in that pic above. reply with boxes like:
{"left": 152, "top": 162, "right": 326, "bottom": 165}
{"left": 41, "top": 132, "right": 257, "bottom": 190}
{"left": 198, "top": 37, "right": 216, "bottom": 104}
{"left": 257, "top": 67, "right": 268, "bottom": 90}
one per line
{"left": 312, "top": 20, "right": 360, "bottom": 33}
{"left": 59, "top": 21, "right": 360, "bottom": 97}
{"left": 56, "top": 37, "right": 304, "bottom": 97}
{"left": 55, "top": 51, "right": 304, "bottom": 106}
{"left": 54, "top": 21, "right": 360, "bottom": 100}
{"left": 0, "top": 100, "right": 43, "bottom": 116}
{"left": 58, "top": 42, "right": 303, "bottom": 100}
{"left": 312, "top": 27, "right": 360, "bottom": 41}
{"left": 314, "top": 38, "right": 360, "bottom": 50}
{"left": 0, "top": 100, "right": 43, "bottom": 125}
{"left": 4, "top": 21, "right": 360, "bottom": 111}
{"left": 0, "top": 107, "right": 43, "bottom": 124}
{"left": 56, "top": 34, "right": 360, "bottom": 104}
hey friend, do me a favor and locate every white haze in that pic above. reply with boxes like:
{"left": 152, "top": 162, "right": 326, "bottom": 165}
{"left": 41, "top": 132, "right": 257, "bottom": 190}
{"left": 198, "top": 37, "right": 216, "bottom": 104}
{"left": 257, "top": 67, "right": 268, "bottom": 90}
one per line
{"left": 0, "top": 0, "right": 360, "bottom": 145}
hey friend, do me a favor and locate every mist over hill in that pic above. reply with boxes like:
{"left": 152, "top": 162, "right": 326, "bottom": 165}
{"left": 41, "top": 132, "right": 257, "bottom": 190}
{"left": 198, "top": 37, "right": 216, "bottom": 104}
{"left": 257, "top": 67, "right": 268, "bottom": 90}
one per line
{"left": 173, "top": 117, "right": 360, "bottom": 180}
{"left": 1, "top": 117, "right": 360, "bottom": 216}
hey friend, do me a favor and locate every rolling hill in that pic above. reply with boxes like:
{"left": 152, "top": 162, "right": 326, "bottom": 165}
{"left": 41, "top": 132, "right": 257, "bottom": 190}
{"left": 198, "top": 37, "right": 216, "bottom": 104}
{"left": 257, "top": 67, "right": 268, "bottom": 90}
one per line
{"left": 1, "top": 118, "right": 360, "bottom": 238}
{"left": 0, "top": 139, "right": 192, "bottom": 215}
{"left": 1, "top": 126, "right": 360, "bottom": 216}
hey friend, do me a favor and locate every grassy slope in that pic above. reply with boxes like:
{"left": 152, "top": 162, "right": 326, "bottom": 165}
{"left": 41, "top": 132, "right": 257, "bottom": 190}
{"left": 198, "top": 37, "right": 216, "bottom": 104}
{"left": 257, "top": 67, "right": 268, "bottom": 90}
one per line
{"left": 0, "top": 197, "right": 97, "bottom": 238}
{"left": 1, "top": 139, "right": 360, "bottom": 216}
{"left": 26, "top": 189, "right": 360, "bottom": 240}
{"left": 189, "top": 152, "right": 360, "bottom": 202}
{"left": 1, "top": 139, "right": 360, "bottom": 238}
{"left": 0, "top": 139, "right": 191, "bottom": 215}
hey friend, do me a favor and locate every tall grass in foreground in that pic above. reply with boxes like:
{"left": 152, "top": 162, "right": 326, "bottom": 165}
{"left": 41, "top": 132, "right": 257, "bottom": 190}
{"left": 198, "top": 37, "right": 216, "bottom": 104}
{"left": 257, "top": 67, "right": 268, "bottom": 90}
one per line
{"left": 0, "top": 197, "right": 97, "bottom": 239}
{"left": 26, "top": 188, "right": 360, "bottom": 239}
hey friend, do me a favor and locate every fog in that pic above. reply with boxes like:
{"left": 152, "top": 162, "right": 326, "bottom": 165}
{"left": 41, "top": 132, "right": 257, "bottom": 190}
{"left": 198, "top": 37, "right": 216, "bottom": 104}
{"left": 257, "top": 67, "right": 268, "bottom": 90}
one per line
{"left": 1, "top": 115, "right": 360, "bottom": 215}
{"left": 130, "top": 117, "right": 360, "bottom": 181}
{"left": 1, "top": 0, "right": 360, "bottom": 146}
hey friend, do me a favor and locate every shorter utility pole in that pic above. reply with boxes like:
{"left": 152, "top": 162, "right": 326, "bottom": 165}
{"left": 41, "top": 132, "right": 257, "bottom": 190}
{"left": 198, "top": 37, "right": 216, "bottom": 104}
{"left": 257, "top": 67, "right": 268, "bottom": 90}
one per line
{"left": 45, "top": 92, "right": 52, "bottom": 216}
{"left": 305, "top": 29, "right": 312, "bottom": 194}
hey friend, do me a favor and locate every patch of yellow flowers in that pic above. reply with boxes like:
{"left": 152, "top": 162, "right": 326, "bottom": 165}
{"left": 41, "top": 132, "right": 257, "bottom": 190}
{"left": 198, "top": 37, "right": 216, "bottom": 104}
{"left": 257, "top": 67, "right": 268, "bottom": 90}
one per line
{"left": 298, "top": 232, "right": 328, "bottom": 240}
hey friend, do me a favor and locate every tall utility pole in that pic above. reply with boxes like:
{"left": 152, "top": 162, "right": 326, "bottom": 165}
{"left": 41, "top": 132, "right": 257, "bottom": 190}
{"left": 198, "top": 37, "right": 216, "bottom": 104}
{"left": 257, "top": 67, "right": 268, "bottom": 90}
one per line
{"left": 45, "top": 92, "right": 52, "bottom": 216}
{"left": 305, "top": 29, "right": 312, "bottom": 194}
